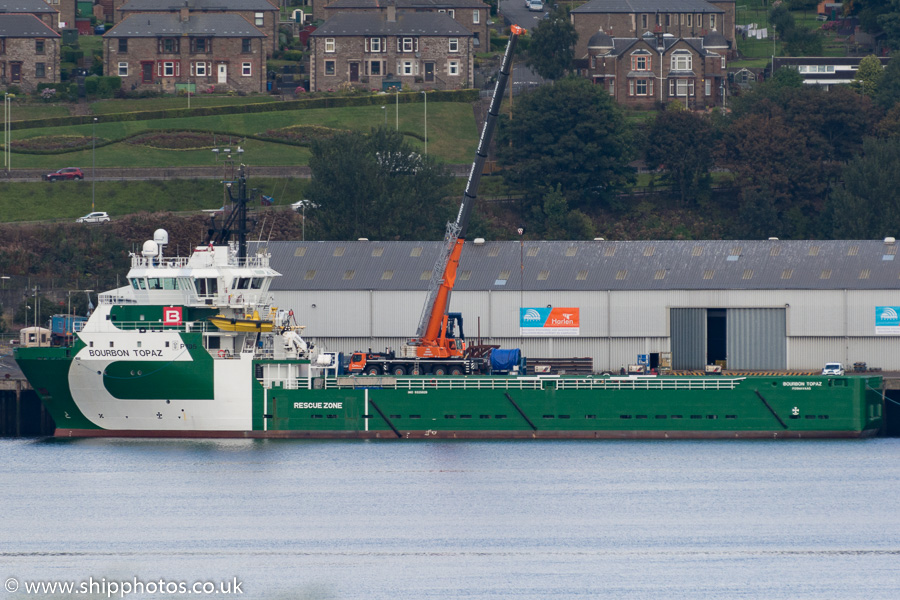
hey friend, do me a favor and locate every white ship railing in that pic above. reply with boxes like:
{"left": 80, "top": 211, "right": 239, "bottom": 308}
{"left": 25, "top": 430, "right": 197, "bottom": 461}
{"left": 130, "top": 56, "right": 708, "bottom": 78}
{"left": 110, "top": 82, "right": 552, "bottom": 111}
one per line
{"left": 319, "top": 376, "right": 747, "bottom": 391}
{"left": 130, "top": 254, "right": 271, "bottom": 269}
{"left": 553, "top": 377, "right": 747, "bottom": 390}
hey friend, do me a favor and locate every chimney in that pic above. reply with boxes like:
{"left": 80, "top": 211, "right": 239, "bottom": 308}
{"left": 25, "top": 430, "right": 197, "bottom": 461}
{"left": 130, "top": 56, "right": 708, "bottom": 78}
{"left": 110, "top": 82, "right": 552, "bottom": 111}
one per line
{"left": 387, "top": 4, "right": 396, "bottom": 22}
{"left": 180, "top": 2, "right": 189, "bottom": 22}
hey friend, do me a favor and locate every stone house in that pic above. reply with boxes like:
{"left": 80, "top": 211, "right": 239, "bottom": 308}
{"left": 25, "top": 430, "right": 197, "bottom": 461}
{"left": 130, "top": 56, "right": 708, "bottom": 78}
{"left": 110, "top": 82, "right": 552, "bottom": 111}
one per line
{"left": 103, "top": 10, "right": 266, "bottom": 93}
{"left": 320, "top": 0, "right": 489, "bottom": 50}
{"left": 583, "top": 30, "right": 727, "bottom": 109}
{"left": 0, "top": 14, "right": 61, "bottom": 92}
{"left": 114, "top": 0, "right": 279, "bottom": 55}
{"left": 309, "top": 10, "right": 473, "bottom": 91}
{"left": 571, "top": 0, "right": 735, "bottom": 61}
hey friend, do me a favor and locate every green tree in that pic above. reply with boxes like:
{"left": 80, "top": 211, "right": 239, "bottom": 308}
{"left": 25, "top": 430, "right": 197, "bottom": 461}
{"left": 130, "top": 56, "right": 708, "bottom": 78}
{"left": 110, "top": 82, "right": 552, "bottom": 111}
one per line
{"left": 533, "top": 185, "right": 595, "bottom": 239}
{"left": 524, "top": 6, "right": 578, "bottom": 80}
{"left": 826, "top": 137, "right": 900, "bottom": 238}
{"left": 644, "top": 110, "right": 714, "bottom": 206}
{"left": 853, "top": 54, "right": 885, "bottom": 97}
{"left": 497, "top": 76, "right": 633, "bottom": 210}
{"left": 875, "top": 51, "right": 900, "bottom": 110}
{"left": 306, "top": 128, "right": 454, "bottom": 240}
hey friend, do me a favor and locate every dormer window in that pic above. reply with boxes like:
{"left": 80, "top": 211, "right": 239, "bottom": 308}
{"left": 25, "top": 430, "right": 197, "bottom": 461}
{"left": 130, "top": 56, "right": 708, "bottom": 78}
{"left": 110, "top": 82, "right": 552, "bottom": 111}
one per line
{"left": 158, "top": 38, "right": 179, "bottom": 53}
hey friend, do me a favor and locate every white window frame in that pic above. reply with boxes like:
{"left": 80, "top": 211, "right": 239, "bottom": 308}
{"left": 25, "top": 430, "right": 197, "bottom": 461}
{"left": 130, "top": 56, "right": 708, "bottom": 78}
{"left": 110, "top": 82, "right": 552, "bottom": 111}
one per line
{"left": 255, "top": 12, "right": 264, "bottom": 26}
{"left": 473, "top": 10, "right": 480, "bottom": 24}
{"left": 242, "top": 62, "right": 252, "bottom": 77}
{"left": 710, "top": 14, "right": 716, "bottom": 29}
{"left": 449, "top": 38, "right": 458, "bottom": 53}
{"left": 448, "top": 60, "right": 459, "bottom": 76}
{"left": 163, "top": 61, "right": 176, "bottom": 77}
{"left": 118, "top": 61, "right": 128, "bottom": 76}
{"left": 448, "top": 9, "right": 455, "bottom": 17}
{"left": 403, "top": 60, "right": 414, "bottom": 75}
{"left": 687, "top": 14, "right": 692, "bottom": 27}
{"left": 370, "top": 37, "right": 381, "bottom": 53}
{"left": 705, "top": 78, "right": 711, "bottom": 96}
{"left": 193, "top": 61, "right": 208, "bottom": 76}
{"left": 671, "top": 52, "right": 692, "bottom": 71}
{"left": 324, "top": 59, "right": 335, "bottom": 76}
{"left": 402, "top": 37, "right": 414, "bottom": 52}
{"left": 325, "top": 38, "right": 335, "bottom": 53}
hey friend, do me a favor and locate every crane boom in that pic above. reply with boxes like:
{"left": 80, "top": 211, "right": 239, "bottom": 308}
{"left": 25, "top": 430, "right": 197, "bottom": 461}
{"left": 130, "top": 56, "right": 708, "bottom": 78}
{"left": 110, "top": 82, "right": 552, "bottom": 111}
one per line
{"left": 411, "top": 25, "right": 524, "bottom": 353}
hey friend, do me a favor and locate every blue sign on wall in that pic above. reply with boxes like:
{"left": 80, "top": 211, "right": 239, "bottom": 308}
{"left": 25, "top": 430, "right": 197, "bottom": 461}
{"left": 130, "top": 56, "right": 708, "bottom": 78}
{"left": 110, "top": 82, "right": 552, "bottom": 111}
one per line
{"left": 876, "top": 306, "right": 900, "bottom": 335}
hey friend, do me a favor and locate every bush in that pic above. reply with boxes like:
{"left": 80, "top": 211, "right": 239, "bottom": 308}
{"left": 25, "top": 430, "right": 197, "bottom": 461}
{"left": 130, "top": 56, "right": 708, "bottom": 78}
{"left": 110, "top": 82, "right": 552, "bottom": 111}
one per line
{"left": 61, "top": 46, "right": 84, "bottom": 63}
{"left": 281, "top": 50, "right": 304, "bottom": 61}
{"left": 85, "top": 75, "right": 122, "bottom": 98}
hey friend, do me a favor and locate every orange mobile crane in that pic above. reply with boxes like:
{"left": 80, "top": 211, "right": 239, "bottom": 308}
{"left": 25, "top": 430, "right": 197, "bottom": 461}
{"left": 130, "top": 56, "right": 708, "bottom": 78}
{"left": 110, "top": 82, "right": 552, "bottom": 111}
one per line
{"left": 348, "top": 26, "right": 525, "bottom": 376}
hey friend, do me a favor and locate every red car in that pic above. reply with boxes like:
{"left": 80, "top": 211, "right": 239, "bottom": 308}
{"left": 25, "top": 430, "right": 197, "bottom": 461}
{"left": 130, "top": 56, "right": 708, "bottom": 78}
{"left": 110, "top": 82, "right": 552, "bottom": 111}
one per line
{"left": 43, "top": 167, "right": 84, "bottom": 181}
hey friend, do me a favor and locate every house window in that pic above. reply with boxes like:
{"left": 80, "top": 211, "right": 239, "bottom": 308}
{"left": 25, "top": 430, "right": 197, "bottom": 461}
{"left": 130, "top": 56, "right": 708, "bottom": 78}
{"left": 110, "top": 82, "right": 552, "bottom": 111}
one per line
{"left": 608, "top": 78, "right": 614, "bottom": 94}
{"left": 118, "top": 61, "right": 128, "bottom": 76}
{"left": 192, "top": 61, "right": 209, "bottom": 76}
{"left": 118, "top": 38, "right": 128, "bottom": 52}
{"left": 369, "top": 37, "right": 381, "bottom": 52}
{"left": 242, "top": 38, "right": 252, "bottom": 53}
{"left": 705, "top": 78, "right": 711, "bottom": 96}
{"left": 473, "top": 10, "right": 480, "bottom": 24}
{"left": 255, "top": 12, "right": 264, "bottom": 26}
{"left": 631, "top": 78, "right": 652, "bottom": 96}
{"left": 710, "top": 14, "right": 716, "bottom": 29}
{"left": 159, "top": 38, "right": 179, "bottom": 53}
{"left": 190, "top": 38, "right": 208, "bottom": 53}
{"left": 641, "top": 14, "right": 648, "bottom": 29}
{"left": 631, "top": 53, "right": 651, "bottom": 71}
{"left": 35, "top": 39, "right": 45, "bottom": 54}
{"left": 449, "top": 38, "right": 458, "bottom": 52}
{"left": 325, "top": 38, "right": 335, "bottom": 53}
{"left": 665, "top": 14, "right": 671, "bottom": 26}
{"left": 721, "top": 56, "right": 726, "bottom": 69}
{"left": 242, "top": 62, "right": 251, "bottom": 76}
{"left": 35, "top": 62, "right": 46, "bottom": 78}
{"left": 402, "top": 60, "right": 414, "bottom": 75}
{"left": 687, "top": 14, "right": 692, "bottom": 27}
{"left": 367, "top": 60, "right": 383, "bottom": 75}
{"left": 448, "top": 60, "right": 459, "bottom": 75}
{"left": 448, "top": 9, "right": 455, "bottom": 17}
{"left": 656, "top": 13, "right": 661, "bottom": 25}
{"left": 400, "top": 37, "right": 416, "bottom": 52}
{"left": 670, "top": 78, "right": 693, "bottom": 96}
{"left": 157, "top": 61, "right": 179, "bottom": 77}
{"left": 671, "top": 52, "right": 692, "bottom": 71}
{"left": 324, "top": 60, "right": 335, "bottom": 75}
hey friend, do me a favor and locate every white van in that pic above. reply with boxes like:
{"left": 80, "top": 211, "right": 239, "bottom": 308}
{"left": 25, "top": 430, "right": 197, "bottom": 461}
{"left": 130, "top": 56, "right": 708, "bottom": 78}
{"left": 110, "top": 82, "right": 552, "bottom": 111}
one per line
{"left": 528, "top": 0, "right": 543, "bottom": 11}
{"left": 822, "top": 362, "right": 845, "bottom": 376}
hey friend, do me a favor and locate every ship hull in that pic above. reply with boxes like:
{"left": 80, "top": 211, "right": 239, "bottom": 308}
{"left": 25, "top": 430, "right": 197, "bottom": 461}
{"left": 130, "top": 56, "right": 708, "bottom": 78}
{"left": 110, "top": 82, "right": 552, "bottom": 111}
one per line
{"left": 16, "top": 345, "right": 885, "bottom": 439}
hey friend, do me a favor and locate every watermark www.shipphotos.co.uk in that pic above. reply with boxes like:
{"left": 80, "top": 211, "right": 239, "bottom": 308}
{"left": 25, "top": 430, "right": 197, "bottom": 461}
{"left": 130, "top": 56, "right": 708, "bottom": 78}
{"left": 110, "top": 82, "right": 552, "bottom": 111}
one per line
{"left": 5, "top": 576, "right": 243, "bottom": 598}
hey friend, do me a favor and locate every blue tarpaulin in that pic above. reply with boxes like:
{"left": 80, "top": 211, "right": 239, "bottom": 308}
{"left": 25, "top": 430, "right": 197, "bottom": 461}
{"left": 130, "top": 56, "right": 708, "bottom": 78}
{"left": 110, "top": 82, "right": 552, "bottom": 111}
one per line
{"left": 490, "top": 349, "right": 521, "bottom": 373}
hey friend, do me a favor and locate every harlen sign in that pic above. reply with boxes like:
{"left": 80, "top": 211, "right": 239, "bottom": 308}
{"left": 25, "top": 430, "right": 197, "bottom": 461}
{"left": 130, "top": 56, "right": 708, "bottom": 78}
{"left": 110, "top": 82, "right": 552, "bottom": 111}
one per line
{"left": 163, "top": 306, "right": 183, "bottom": 326}
{"left": 519, "top": 307, "right": 580, "bottom": 336}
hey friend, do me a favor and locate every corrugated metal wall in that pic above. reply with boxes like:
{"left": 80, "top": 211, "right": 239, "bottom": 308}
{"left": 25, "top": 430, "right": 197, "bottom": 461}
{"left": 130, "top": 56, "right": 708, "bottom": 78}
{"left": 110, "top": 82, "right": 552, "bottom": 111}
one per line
{"left": 727, "top": 308, "right": 786, "bottom": 370}
{"left": 670, "top": 308, "right": 707, "bottom": 370}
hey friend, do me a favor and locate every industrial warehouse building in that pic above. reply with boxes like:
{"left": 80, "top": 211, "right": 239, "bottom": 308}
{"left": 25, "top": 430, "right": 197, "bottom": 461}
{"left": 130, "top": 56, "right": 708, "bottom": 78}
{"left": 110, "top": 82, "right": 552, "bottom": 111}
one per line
{"left": 255, "top": 238, "right": 900, "bottom": 373}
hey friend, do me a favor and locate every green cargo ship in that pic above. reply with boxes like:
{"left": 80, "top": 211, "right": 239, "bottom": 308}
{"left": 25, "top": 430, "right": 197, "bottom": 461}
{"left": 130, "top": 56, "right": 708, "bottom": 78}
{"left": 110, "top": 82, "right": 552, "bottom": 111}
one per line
{"left": 13, "top": 233, "right": 884, "bottom": 440}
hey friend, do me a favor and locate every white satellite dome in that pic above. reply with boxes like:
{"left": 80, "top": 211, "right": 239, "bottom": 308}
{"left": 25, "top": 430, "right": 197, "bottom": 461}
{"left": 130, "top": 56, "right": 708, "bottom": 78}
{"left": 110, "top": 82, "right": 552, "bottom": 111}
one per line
{"left": 142, "top": 240, "right": 159, "bottom": 257}
{"left": 153, "top": 229, "right": 169, "bottom": 245}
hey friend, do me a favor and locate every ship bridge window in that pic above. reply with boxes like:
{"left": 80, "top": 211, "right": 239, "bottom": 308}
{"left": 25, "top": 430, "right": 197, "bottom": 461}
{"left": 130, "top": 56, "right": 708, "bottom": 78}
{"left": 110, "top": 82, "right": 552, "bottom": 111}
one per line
{"left": 251, "top": 278, "right": 264, "bottom": 289}
{"left": 136, "top": 278, "right": 147, "bottom": 290}
{"left": 196, "top": 278, "right": 218, "bottom": 296}
{"left": 130, "top": 278, "right": 141, "bottom": 290}
{"left": 233, "top": 278, "right": 251, "bottom": 290}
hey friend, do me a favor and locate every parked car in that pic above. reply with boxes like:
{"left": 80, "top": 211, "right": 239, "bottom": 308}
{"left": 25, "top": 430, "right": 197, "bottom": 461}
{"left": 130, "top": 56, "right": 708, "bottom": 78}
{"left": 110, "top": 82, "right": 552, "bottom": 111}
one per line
{"left": 822, "top": 362, "right": 845, "bottom": 376}
{"left": 76, "top": 212, "right": 110, "bottom": 224}
{"left": 43, "top": 167, "right": 84, "bottom": 182}
{"left": 528, "top": 0, "right": 543, "bottom": 11}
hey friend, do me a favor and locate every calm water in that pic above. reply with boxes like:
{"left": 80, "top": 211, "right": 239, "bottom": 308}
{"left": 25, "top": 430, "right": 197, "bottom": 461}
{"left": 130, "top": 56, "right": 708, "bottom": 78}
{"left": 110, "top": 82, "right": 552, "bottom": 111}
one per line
{"left": 2, "top": 438, "right": 899, "bottom": 599}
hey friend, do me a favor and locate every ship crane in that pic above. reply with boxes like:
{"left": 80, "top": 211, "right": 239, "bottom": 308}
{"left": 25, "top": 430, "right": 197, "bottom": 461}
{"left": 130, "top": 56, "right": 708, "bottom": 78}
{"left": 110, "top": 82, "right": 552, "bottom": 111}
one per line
{"left": 406, "top": 25, "right": 525, "bottom": 360}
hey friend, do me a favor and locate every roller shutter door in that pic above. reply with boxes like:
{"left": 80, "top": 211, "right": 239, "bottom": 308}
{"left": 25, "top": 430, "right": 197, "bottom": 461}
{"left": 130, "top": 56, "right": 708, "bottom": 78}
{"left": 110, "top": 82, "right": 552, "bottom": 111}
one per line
{"left": 670, "top": 308, "right": 707, "bottom": 370}
{"left": 726, "top": 308, "right": 786, "bottom": 370}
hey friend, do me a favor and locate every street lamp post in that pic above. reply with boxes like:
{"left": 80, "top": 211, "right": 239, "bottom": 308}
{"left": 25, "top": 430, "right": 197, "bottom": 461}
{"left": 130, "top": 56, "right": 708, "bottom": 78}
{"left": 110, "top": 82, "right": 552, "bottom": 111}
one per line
{"left": 92, "top": 117, "right": 97, "bottom": 212}
{"left": 3, "top": 93, "right": 11, "bottom": 175}
{"left": 381, "top": 105, "right": 386, "bottom": 126}
{"left": 395, "top": 88, "right": 399, "bottom": 130}
{"left": 518, "top": 226, "right": 524, "bottom": 314}
{"left": 421, "top": 90, "right": 427, "bottom": 155}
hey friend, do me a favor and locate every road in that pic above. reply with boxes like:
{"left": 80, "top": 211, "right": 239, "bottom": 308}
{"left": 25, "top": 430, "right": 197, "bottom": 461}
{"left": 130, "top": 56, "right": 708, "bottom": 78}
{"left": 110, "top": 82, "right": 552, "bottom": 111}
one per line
{"left": 497, "top": 0, "right": 550, "bottom": 92}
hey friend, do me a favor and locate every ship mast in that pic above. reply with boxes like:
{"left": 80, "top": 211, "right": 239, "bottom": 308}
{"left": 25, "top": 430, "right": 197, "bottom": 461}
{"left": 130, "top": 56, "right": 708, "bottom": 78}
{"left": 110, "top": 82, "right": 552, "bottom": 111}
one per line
{"left": 206, "top": 165, "right": 251, "bottom": 262}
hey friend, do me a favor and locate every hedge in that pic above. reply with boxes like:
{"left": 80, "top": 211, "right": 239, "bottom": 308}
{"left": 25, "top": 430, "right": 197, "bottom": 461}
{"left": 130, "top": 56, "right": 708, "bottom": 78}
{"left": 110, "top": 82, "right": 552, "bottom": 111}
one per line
{"left": 9, "top": 88, "right": 480, "bottom": 131}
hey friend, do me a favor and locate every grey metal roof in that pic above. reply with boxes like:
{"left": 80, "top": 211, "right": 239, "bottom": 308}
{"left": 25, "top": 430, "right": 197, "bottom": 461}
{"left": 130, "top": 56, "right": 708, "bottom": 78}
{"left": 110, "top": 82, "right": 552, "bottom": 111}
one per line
{"left": 0, "top": 14, "right": 59, "bottom": 36}
{"left": 326, "top": 0, "right": 488, "bottom": 9}
{"left": 312, "top": 12, "right": 473, "bottom": 37}
{"left": 119, "top": 0, "right": 277, "bottom": 12}
{"left": 572, "top": 0, "right": 724, "bottom": 14}
{"left": 252, "top": 239, "right": 900, "bottom": 292}
{"left": 0, "top": 0, "right": 56, "bottom": 13}
{"left": 105, "top": 13, "right": 266, "bottom": 37}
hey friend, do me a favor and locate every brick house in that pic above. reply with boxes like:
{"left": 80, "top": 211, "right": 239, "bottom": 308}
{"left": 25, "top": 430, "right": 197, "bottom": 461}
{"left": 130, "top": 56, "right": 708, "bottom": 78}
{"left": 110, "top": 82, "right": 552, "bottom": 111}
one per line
{"left": 0, "top": 14, "right": 61, "bottom": 92}
{"left": 103, "top": 10, "right": 266, "bottom": 93}
{"left": 310, "top": 10, "right": 473, "bottom": 91}
{"left": 583, "top": 30, "right": 727, "bottom": 109}
{"left": 115, "top": 0, "right": 279, "bottom": 55}
{"left": 320, "top": 0, "right": 489, "bottom": 49}
{"left": 571, "top": 0, "right": 735, "bottom": 61}
{"left": 0, "top": 0, "right": 62, "bottom": 32}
